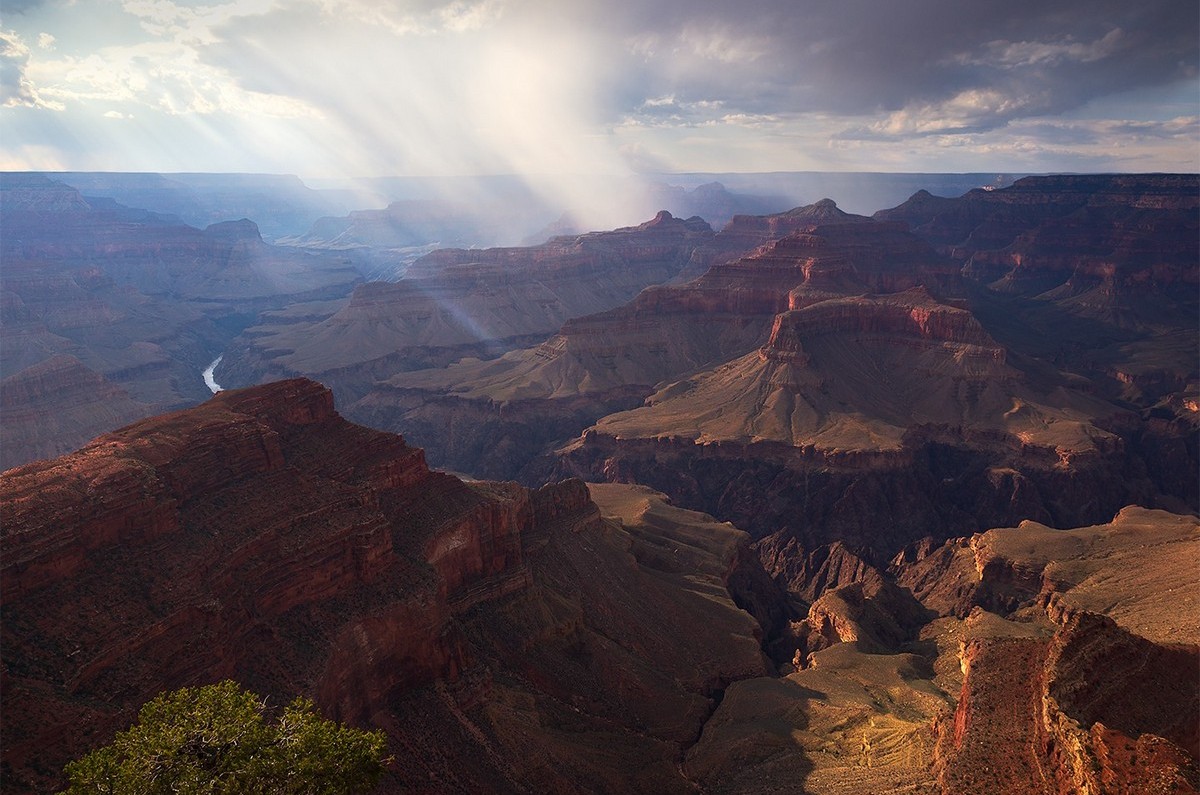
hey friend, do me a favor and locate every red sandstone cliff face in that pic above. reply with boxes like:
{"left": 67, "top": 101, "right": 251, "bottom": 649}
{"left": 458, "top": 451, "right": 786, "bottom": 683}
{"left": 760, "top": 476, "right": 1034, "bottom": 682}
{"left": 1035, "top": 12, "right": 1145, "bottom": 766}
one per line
{"left": 0, "top": 379, "right": 517, "bottom": 790}
{"left": 551, "top": 280, "right": 1137, "bottom": 563}
{"left": 1, "top": 381, "right": 773, "bottom": 794}
{"left": 934, "top": 610, "right": 1199, "bottom": 795}
{"left": 535, "top": 179, "right": 1196, "bottom": 579}
{"left": 670, "top": 505, "right": 1198, "bottom": 795}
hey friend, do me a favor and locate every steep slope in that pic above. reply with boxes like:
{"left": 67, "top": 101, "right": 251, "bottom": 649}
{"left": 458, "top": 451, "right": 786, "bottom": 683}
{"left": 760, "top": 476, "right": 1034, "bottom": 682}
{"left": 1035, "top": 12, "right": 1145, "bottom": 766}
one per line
{"left": 556, "top": 292, "right": 1145, "bottom": 560}
{"left": 1, "top": 381, "right": 771, "bottom": 793}
{"left": 537, "top": 177, "right": 1197, "bottom": 559}
{"left": 0, "top": 355, "right": 151, "bottom": 469}
{"left": 217, "top": 212, "right": 716, "bottom": 403}
{"left": 877, "top": 174, "right": 1199, "bottom": 392}
{"left": 588, "top": 286, "right": 1077, "bottom": 449}
{"left": 685, "top": 507, "right": 1199, "bottom": 795}
{"left": 895, "top": 506, "right": 1200, "bottom": 642}
{"left": 350, "top": 203, "right": 962, "bottom": 480}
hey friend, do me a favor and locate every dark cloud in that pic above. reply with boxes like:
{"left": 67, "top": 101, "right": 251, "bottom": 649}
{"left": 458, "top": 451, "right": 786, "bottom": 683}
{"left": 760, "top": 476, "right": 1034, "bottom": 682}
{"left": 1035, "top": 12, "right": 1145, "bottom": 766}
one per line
{"left": 573, "top": 0, "right": 1198, "bottom": 131}
{"left": 205, "top": 0, "right": 1196, "bottom": 136}
{"left": 4, "top": 0, "right": 1194, "bottom": 175}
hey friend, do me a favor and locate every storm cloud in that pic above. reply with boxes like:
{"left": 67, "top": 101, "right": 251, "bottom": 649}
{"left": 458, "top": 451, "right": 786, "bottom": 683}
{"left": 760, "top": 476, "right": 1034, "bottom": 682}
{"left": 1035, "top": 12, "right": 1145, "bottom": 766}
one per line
{"left": 1, "top": 0, "right": 1196, "bottom": 179}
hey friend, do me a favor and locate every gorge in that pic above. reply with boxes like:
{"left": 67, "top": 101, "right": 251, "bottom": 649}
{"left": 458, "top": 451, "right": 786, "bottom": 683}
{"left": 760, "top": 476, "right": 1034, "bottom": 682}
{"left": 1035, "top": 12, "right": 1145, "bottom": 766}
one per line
{"left": 1, "top": 172, "right": 1196, "bottom": 794}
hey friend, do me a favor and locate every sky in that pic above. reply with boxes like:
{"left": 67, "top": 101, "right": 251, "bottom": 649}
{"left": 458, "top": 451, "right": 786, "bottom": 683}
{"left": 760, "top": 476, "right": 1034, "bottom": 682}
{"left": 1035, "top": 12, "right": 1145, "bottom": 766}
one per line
{"left": 2, "top": 0, "right": 1198, "bottom": 183}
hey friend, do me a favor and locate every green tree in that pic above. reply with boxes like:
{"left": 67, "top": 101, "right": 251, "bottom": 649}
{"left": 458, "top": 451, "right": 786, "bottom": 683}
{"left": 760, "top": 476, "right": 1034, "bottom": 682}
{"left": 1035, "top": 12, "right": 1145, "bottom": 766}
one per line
{"left": 62, "top": 681, "right": 389, "bottom": 794}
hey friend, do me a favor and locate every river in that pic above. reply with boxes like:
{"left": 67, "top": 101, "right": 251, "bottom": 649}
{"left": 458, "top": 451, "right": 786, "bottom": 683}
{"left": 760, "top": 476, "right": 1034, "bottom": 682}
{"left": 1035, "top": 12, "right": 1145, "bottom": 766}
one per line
{"left": 202, "top": 355, "right": 224, "bottom": 393}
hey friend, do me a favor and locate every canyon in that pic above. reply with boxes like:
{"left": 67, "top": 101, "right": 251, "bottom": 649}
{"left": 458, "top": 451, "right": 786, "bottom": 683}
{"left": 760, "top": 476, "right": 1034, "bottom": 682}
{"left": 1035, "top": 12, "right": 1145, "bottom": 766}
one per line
{"left": 1, "top": 380, "right": 773, "bottom": 792}
{"left": 347, "top": 178, "right": 1196, "bottom": 573}
{"left": 216, "top": 210, "right": 724, "bottom": 405}
{"left": 2, "top": 381, "right": 1195, "bottom": 794}
{"left": 1, "top": 172, "right": 1196, "bottom": 793}
{"left": 0, "top": 174, "right": 364, "bottom": 470}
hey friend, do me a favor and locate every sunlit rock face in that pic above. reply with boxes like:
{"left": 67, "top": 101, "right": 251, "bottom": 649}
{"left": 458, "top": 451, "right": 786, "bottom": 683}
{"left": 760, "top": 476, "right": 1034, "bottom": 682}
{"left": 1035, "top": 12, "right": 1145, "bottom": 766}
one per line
{"left": 547, "top": 178, "right": 1196, "bottom": 564}
{"left": 680, "top": 506, "right": 1198, "bottom": 795}
{"left": 0, "top": 174, "right": 364, "bottom": 470}
{"left": 919, "top": 508, "right": 1200, "bottom": 795}
{"left": 1, "top": 380, "right": 773, "bottom": 794}
{"left": 347, "top": 179, "right": 1196, "bottom": 611}
{"left": 349, "top": 202, "right": 964, "bottom": 480}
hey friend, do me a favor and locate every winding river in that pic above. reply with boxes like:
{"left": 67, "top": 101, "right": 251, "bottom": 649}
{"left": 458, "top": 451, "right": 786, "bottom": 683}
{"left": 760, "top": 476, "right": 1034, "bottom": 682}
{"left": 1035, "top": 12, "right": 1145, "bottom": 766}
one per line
{"left": 202, "top": 355, "right": 224, "bottom": 393}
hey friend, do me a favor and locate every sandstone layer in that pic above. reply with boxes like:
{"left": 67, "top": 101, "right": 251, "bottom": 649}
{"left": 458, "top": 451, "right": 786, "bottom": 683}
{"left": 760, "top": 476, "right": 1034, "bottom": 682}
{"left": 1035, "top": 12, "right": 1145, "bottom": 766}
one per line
{"left": 684, "top": 507, "right": 1199, "bottom": 795}
{"left": 550, "top": 177, "right": 1196, "bottom": 561}
{"left": 350, "top": 202, "right": 962, "bottom": 480}
{"left": 1, "top": 381, "right": 772, "bottom": 793}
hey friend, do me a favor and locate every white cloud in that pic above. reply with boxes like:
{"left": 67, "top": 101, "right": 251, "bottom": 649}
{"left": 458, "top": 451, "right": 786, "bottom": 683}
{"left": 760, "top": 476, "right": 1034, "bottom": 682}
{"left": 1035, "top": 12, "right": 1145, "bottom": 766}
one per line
{"left": 25, "top": 10, "right": 322, "bottom": 119}
{"left": 37, "top": 32, "right": 56, "bottom": 50}
{"left": 0, "top": 28, "right": 63, "bottom": 109}
{"left": 867, "top": 89, "right": 1050, "bottom": 136}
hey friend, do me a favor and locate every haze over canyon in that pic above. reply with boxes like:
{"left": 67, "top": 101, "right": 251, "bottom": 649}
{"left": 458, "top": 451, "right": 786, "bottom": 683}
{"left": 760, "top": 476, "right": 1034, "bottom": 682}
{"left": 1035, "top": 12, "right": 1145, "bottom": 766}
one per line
{"left": 1, "top": 167, "right": 1196, "bottom": 795}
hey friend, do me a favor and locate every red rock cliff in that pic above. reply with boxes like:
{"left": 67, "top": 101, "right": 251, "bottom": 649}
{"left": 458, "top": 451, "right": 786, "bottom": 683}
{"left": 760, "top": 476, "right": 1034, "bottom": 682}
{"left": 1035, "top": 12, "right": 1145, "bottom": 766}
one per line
{"left": 0, "top": 379, "right": 533, "bottom": 791}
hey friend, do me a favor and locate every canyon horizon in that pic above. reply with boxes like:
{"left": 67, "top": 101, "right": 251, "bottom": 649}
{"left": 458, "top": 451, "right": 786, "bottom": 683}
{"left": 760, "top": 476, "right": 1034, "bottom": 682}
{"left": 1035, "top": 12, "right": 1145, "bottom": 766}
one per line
{"left": 1, "top": 168, "right": 1197, "bottom": 794}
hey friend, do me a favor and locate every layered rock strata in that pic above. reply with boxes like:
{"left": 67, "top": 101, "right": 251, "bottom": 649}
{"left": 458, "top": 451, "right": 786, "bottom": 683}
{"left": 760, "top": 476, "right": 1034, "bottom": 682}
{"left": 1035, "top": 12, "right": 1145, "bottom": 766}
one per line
{"left": 685, "top": 507, "right": 1199, "bottom": 795}
{"left": 218, "top": 211, "right": 716, "bottom": 403}
{"left": 0, "top": 175, "right": 363, "bottom": 469}
{"left": 350, "top": 204, "right": 963, "bottom": 481}
{"left": 1, "top": 381, "right": 771, "bottom": 793}
{"left": 556, "top": 285, "right": 1136, "bottom": 557}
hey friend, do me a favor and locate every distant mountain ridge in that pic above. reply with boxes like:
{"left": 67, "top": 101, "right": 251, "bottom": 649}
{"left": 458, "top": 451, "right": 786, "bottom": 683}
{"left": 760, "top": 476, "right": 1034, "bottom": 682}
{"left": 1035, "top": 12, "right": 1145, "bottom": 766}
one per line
{"left": 0, "top": 174, "right": 363, "bottom": 469}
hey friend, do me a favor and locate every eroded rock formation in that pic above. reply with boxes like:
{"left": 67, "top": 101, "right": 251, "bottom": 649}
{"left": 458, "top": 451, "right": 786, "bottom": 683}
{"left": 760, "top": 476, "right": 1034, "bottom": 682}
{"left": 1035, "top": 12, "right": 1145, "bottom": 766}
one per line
{"left": 1, "top": 381, "right": 772, "bottom": 793}
{"left": 350, "top": 203, "right": 964, "bottom": 481}
{"left": 687, "top": 507, "right": 1199, "bottom": 795}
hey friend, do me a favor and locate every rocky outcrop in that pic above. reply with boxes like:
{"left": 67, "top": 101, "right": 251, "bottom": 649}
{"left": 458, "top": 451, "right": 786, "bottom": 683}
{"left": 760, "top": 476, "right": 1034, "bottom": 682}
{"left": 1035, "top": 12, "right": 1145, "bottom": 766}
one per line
{"left": 680, "top": 505, "right": 1198, "bottom": 795}
{"left": 792, "top": 578, "right": 933, "bottom": 664}
{"left": 553, "top": 280, "right": 1142, "bottom": 562}
{"left": 896, "top": 506, "right": 1200, "bottom": 643}
{"left": 934, "top": 609, "right": 1199, "bottom": 795}
{"left": 877, "top": 174, "right": 1199, "bottom": 254}
{"left": 888, "top": 506, "right": 1200, "bottom": 792}
{"left": 878, "top": 175, "right": 1199, "bottom": 419}
{"left": 1, "top": 381, "right": 772, "bottom": 793}
{"left": 2, "top": 379, "right": 480, "bottom": 789}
